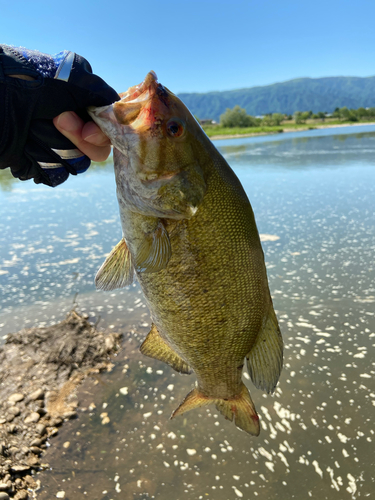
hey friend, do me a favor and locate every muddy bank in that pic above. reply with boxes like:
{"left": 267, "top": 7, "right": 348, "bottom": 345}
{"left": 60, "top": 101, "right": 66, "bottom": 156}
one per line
{"left": 0, "top": 310, "right": 121, "bottom": 499}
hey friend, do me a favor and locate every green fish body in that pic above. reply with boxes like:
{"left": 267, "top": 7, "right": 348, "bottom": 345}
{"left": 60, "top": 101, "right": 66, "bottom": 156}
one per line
{"left": 89, "top": 72, "right": 283, "bottom": 435}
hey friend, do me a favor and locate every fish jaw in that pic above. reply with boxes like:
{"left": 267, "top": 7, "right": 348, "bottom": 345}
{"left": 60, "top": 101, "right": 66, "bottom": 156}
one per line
{"left": 87, "top": 102, "right": 135, "bottom": 156}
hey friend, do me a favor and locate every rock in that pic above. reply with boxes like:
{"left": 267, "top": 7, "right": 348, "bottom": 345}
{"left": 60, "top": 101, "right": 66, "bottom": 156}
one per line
{"left": 26, "top": 455, "right": 39, "bottom": 467}
{"left": 7, "top": 406, "right": 21, "bottom": 416}
{"left": 62, "top": 441, "right": 70, "bottom": 449}
{"left": 29, "top": 446, "right": 42, "bottom": 455}
{"left": 0, "top": 311, "right": 122, "bottom": 498}
{"left": 14, "top": 490, "right": 28, "bottom": 500}
{"left": 105, "top": 335, "right": 115, "bottom": 350}
{"left": 30, "top": 438, "right": 43, "bottom": 447}
{"left": 48, "top": 427, "right": 59, "bottom": 437}
{"left": 62, "top": 411, "right": 77, "bottom": 420}
{"left": 10, "top": 465, "right": 30, "bottom": 472}
{"left": 23, "top": 476, "right": 37, "bottom": 489}
{"left": 35, "top": 424, "right": 46, "bottom": 436}
{"left": 49, "top": 417, "right": 63, "bottom": 427}
{"left": 24, "top": 413, "right": 40, "bottom": 424}
{"left": 27, "top": 389, "right": 44, "bottom": 402}
{"left": 8, "top": 394, "right": 24, "bottom": 404}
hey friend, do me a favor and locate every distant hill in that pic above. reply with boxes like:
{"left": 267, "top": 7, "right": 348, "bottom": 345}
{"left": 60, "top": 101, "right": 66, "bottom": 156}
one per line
{"left": 177, "top": 76, "right": 375, "bottom": 121}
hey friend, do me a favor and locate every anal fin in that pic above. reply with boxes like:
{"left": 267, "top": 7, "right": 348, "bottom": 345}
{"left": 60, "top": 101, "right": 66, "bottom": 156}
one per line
{"left": 95, "top": 238, "right": 134, "bottom": 291}
{"left": 140, "top": 324, "right": 191, "bottom": 374}
{"left": 246, "top": 305, "right": 283, "bottom": 394}
{"left": 171, "top": 383, "right": 260, "bottom": 436}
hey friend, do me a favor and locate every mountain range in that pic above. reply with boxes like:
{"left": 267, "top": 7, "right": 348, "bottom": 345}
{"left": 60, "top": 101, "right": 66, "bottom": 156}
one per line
{"left": 177, "top": 76, "right": 375, "bottom": 121}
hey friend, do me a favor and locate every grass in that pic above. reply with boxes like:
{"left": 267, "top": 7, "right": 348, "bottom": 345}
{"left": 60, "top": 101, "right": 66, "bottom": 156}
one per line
{"left": 202, "top": 119, "right": 375, "bottom": 138}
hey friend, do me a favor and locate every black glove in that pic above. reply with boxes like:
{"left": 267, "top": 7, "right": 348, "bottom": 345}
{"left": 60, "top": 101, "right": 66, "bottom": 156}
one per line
{"left": 0, "top": 45, "right": 119, "bottom": 187}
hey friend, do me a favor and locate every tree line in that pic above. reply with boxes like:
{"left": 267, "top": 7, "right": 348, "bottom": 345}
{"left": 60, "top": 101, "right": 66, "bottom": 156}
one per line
{"left": 216, "top": 105, "right": 375, "bottom": 128}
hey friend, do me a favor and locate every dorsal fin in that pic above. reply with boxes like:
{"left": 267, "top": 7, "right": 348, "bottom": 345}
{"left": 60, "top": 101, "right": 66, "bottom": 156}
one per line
{"left": 246, "top": 305, "right": 283, "bottom": 394}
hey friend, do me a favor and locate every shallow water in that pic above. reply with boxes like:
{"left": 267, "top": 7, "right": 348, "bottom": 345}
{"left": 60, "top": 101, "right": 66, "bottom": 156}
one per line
{"left": 1, "top": 125, "right": 375, "bottom": 498}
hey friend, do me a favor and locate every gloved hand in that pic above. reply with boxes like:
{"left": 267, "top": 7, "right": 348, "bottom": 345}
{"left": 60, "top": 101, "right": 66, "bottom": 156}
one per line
{"left": 0, "top": 45, "right": 119, "bottom": 186}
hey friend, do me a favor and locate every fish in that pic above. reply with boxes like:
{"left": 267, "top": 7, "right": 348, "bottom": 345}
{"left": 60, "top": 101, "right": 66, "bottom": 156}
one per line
{"left": 88, "top": 71, "right": 283, "bottom": 435}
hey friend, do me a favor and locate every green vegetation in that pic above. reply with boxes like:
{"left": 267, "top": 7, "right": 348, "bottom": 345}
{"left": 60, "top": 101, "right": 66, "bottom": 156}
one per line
{"left": 202, "top": 105, "right": 375, "bottom": 138}
{"left": 204, "top": 125, "right": 284, "bottom": 137}
{"left": 178, "top": 76, "right": 375, "bottom": 121}
{"left": 332, "top": 106, "right": 375, "bottom": 122}
{"left": 220, "top": 105, "right": 258, "bottom": 127}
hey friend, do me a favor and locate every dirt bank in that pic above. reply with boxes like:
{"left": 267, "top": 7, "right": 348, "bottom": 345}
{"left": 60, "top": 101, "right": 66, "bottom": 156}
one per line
{"left": 0, "top": 310, "right": 121, "bottom": 499}
{"left": 209, "top": 121, "right": 375, "bottom": 141}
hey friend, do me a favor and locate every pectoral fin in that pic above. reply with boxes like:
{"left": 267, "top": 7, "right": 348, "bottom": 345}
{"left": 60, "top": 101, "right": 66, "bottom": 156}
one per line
{"left": 135, "top": 220, "right": 172, "bottom": 273}
{"left": 246, "top": 305, "right": 283, "bottom": 394}
{"left": 140, "top": 324, "right": 191, "bottom": 374}
{"left": 95, "top": 238, "right": 134, "bottom": 291}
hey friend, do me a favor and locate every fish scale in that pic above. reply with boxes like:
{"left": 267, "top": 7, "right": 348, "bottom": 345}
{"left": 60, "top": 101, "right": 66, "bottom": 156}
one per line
{"left": 88, "top": 71, "right": 283, "bottom": 435}
{"left": 138, "top": 159, "right": 268, "bottom": 393}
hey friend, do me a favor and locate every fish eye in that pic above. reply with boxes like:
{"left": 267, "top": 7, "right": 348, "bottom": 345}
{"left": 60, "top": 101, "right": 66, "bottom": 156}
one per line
{"left": 166, "top": 118, "right": 185, "bottom": 138}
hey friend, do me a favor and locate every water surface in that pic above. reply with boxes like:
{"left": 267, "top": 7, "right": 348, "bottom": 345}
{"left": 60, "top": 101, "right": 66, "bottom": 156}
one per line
{"left": 1, "top": 125, "right": 374, "bottom": 499}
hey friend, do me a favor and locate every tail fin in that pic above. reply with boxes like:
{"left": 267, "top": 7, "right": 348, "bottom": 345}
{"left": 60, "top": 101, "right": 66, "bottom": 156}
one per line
{"left": 171, "top": 383, "right": 260, "bottom": 436}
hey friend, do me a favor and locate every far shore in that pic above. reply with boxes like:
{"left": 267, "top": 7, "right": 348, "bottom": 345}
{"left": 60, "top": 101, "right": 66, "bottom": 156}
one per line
{"left": 209, "top": 121, "right": 375, "bottom": 141}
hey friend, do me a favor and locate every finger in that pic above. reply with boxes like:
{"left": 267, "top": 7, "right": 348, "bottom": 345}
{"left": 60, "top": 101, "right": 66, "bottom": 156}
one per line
{"left": 82, "top": 121, "right": 111, "bottom": 146}
{"left": 53, "top": 112, "right": 111, "bottom": 162}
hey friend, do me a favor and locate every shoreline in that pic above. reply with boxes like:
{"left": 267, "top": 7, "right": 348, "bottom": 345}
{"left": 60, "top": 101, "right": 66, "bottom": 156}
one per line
{"left": 0, "top": 310, "right": 121, "bottom": 500}
{"left": 209, "top": 121, "right": 375, "bottom": 141}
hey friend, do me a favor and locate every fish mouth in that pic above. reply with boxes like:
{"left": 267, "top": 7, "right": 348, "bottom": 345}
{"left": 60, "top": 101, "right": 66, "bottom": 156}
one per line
{"left": 87, "top": 71, "right": 159, "bottom": 128}
{"left": 119, "top": 71, "right": 159, "bottom": 103}
{"left": 112, "top": 71, "right": 170, "bottom": 128}
{"left": 87, "top": 71, "right": 173, "bottom": 150}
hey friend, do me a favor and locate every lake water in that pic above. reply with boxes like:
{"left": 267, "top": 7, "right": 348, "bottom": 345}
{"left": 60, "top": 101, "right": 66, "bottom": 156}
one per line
{"left": 1, "top": 125, "right": 375, "bottom": 499}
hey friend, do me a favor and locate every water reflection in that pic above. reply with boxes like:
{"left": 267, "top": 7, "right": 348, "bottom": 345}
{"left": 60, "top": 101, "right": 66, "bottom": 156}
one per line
{"left": 218, "top": 127, "right": 375, "bottom": 172}
{"left": 1, "top": 125, "right": 375, "bottom": 499}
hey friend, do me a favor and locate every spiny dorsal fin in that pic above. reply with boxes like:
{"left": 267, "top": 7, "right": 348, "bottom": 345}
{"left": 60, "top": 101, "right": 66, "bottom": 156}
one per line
{"left": 171, "top": 383, "right": 260, "bottom": 436}
{"left": 135, "top": 221, "right": 171, "bottom": 273}
{"left": 246, "top": 305, "right": 283, "bottom": 394}
{"left": 95, "top": 238, "right": 134, "bottom": 291}
{"left": 140, "top": 323, "right": 191, "bottom": 374}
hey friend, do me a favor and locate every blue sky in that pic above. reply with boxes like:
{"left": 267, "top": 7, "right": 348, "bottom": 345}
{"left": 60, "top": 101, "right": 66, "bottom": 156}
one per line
{"left": 2, "top": 0, "right": 374, "bottom": 94}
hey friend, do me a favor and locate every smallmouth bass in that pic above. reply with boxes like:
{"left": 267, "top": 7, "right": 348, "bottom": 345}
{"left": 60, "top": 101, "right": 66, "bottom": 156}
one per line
{"left": 88, "top": 72, "right": 283, "bottom": 435}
